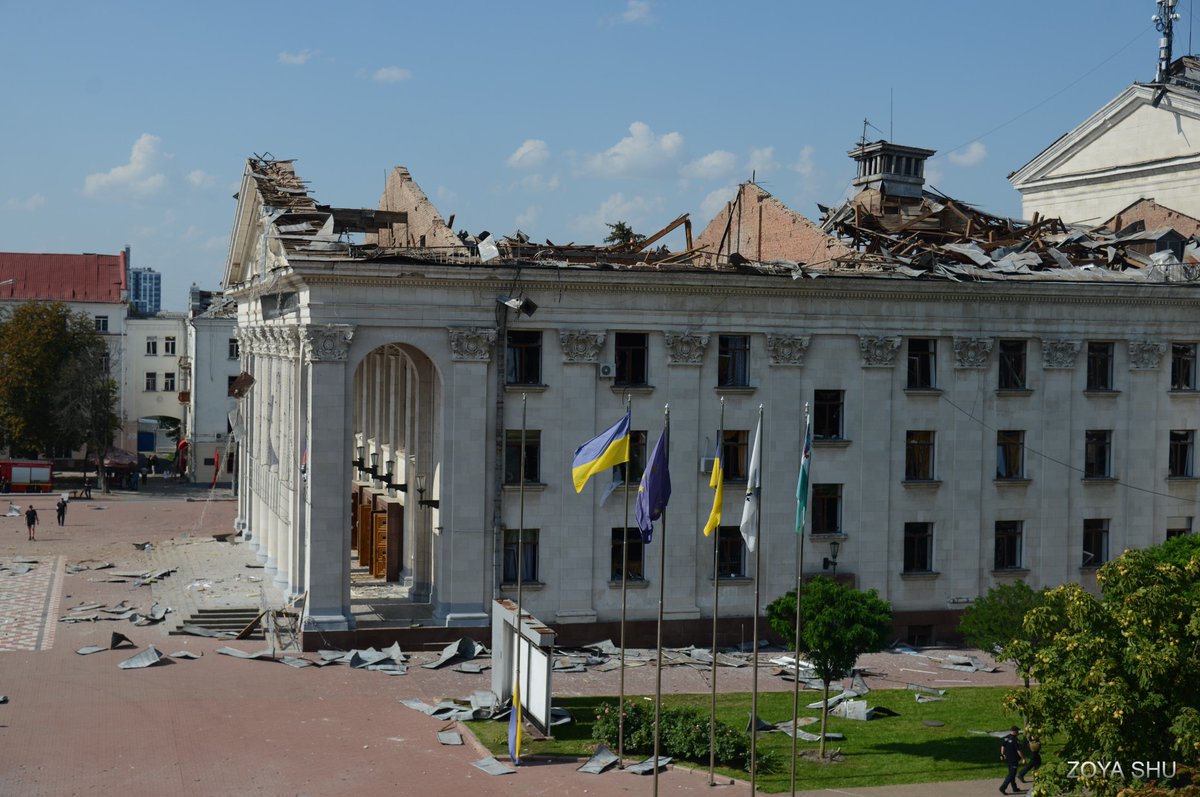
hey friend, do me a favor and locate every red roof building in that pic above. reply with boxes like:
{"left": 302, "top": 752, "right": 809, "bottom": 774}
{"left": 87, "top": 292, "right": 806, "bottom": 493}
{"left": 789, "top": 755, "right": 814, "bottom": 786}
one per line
{"left": 0, "top": 249, "right": 128, "bottom": 304}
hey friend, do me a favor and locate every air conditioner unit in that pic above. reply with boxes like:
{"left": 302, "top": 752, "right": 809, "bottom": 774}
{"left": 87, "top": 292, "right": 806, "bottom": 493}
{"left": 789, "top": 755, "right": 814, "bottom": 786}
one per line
{"left": 597, "top": 362, "right": 617, "bottom": 379}
{"left": 699, "top": 456, "right": 716, "bottom": 474}
{"left": 215, "top": 433, "right": 224, "bottom": 440}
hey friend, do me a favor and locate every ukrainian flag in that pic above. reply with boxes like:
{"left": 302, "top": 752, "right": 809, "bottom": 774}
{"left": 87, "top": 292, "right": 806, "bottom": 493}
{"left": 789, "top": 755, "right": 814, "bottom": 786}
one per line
{"left": 702, "top": 432, "right": 723, "bottom": 536}
{"left": 571, "top": 411, "right": 631, "bottom": 493}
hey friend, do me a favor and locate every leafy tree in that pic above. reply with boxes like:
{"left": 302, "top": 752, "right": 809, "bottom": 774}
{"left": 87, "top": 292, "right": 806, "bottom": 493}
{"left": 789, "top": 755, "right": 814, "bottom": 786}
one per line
{"left": 959, "top": 580, "right": 1045, "bottom": 655}
{"left": 1005, "top": 542, "right": 1200, "bottom": 796}
{"left": 767, "top": 577, "right": 892, "bottom": 756}
{"left": 603, "top": 220, "right": 646, "bottom": 247}
{"left": 0, "top": 302, "right": 119, "bottom": 464}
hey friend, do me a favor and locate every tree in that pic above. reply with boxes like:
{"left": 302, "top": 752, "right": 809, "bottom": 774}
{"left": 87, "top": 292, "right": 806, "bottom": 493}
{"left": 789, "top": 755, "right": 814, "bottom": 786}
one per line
{"left": 1004, "top": 542, "right": 1200, "bottom": 796}
{"left": 959, "top": 580, "right": 1045, "bottom": 655}
{"left": 603, "top": 220, "right": 646, "bottom": 247}
{"left": 767, "top": 577, "right": 892, "bottom": 756}
{"left": 0, "top": 302, "right": 120, "bottom": 462}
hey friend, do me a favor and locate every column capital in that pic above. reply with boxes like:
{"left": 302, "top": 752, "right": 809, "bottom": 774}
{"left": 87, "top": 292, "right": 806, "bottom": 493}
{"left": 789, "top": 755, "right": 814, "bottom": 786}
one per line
{"left": 301, "top": 324, "right": 355, "bottom": 362}
{"left": 447, "top": 326, "right": 496, "bottom": 362}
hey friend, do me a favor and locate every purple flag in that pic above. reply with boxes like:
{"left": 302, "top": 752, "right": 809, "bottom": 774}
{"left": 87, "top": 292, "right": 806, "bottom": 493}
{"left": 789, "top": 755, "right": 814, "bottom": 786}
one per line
{"left": 634, "top": 426, "right": 671, "bottom": 544}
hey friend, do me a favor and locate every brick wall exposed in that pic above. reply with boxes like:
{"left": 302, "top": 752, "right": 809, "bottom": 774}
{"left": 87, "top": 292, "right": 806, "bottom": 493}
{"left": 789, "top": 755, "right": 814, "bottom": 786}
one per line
{"left": 369, "top": 166, "right": 466, "bottom": 252}
{"left": 1103, "top": 197, "right": 1200, "bottom": 238}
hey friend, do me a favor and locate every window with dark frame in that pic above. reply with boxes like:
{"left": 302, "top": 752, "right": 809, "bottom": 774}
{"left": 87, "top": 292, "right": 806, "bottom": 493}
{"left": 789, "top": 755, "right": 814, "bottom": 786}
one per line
{"left": 998, "top": 340, "right": 1027, "bottom": 390}
{"left": 1084, "top": 430, "right": 1112, "bottom": 478}
{"left": 1166, "top": 518, "right": 1192, "bottom": 538}
{"left": 503, "top": 430, "right": 541, "bottom": 485}
{"left": 994, "top": 520, "right": 1023, "bottom": 570}
{"left": 1086, "top": 342, "right": 1114, "bottom": 390}
{"left": 615, "top": 332, "right": 649, "bottom": 386}
{"left": 145, "top": 337, "right": 158, "bottom": 356}
{"left": 505, "top": 330, "right": 543, "bottom": 386}
{"left": 502, "top": 529, "right": 539, "bottom": 583}
{"left": 715, "top": 525, "right": 746, "bottom": 578}
{"left": 228, "top": 337, "right": 240, "bottom": 360}
{"left": 95, "top": 315, "right": 109, "bottom": 333}
{"left": 813, "top": 390, "right": 844, "bottom": 440}
{"left": 145, "top": 372, "right": 157, "bottom": 391}
{"left": 610, "top": 528, "right": 645, "bottom": 581}
{"left": 905, "top": 430, "right": 935, "bottom": 480}
{"left": 614, "top": 430, "right": 647, "bottom": 483}
{"left": 722, "top": 430, "right": 749, "bottom": 481}
{"left": 1169, "top": 429, "right": 1195, "bottom": 477}
{"left": 163, "top": 372, "right": 176, "bottom": 392}
{"left": 227, "top": 375, "right": 238, "bottom": 396}
{"left": 164, "top": 336, "right": 176, "bottom": 356}
{"left": 1082, "top": 518, "right": 1109, "bottom": 567}
{"left": 907, "top": 338, "right": 936, "bottom": 389}
{"left": 996, "top": 430, "right": 1025, "bottom": 479}
{"left": 811, "top": 483, "right": 842, "bottom": 535}
{"left": 1173, "top": 343, "right": 1197, "bottom": 390}
{"left": 717, "top": 334, "right": 750, "bottom": 387}
{"left": 903, "top": 522, "right": 933, "bottom": 572}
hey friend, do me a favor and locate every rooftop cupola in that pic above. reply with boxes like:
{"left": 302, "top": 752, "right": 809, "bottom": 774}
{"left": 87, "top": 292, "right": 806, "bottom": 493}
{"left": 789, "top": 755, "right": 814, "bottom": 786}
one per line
{"left": 848, "top": 140, "right": 936, "bottom": 199}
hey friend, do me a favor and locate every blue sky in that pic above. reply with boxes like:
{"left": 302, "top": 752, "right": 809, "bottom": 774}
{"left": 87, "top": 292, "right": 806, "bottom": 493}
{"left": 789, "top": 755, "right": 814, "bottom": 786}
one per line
{"left": 0, "top": 1, "right": 1181, "bottom": 309}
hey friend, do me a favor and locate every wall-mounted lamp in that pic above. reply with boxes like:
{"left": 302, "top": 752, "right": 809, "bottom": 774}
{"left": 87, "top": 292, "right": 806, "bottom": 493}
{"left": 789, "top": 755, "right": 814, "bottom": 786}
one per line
{"left": 385, "top": 463, "right": 407, "bottom": 496}
{"left": 352, "top": 445, "right": 365, "bottom": 470}
{"left": 497, "top": 296, "right": 538, "bottom": 317}
{"left": 822, "top": 540, "right": 841, "bottom": 576}
{"left": 366, "top": 451, "right": 380, "bottom": 478}
{"left": 416, "top": 475, "right": 439, "bottom": 509}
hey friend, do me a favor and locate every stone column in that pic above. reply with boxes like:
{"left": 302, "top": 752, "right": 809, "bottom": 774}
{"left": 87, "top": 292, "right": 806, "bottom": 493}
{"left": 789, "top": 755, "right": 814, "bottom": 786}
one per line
{"left": 234, "top": 326, "right": 251, "bottom": 542}
{"left": 289, "top": 329, "right": 308, "bottom": 600}
{"left": 250, "top": 326, "right": 269, "bottom": 563}
{"left": 301, "top": 324, "right": 356, "bottom": 632}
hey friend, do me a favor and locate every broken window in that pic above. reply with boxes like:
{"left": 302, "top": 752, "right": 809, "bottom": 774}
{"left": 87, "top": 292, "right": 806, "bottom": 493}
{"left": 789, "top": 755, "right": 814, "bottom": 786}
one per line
{"left": 145, "top": 336, "right": 158, "bottom": 356}
{"left": 164, "top": 336, "right": 176, "bottom": 356}
{"left": 1086, "top": 342, "right": 1114, "bottom": 391}
{"left": 811, "top": 483, "right": 842, "bottom": 535}
{"left": 505, "top": 330, "right": 542, "bottom": 386}
{"left": 163, "top": 372, "right": 176, "bottom": 392}
{"left": 610, "top": 528, "right": 645, "bottom": 581}
{"left": 1082, "top": 519, "right": 1109, "bottom": 567}
{"left": 228, "top": 337, "right": 240, "bottom": 360}
{"left": 613, "top": 430, "right": 647, "bottom": 483}
{"left": 615, "top": 332, "right": 649, "bottom": 387}
{"left": 1171, "top": 343, "right": 1197, "bottom": 390}
{"left": 907, "top": 338, "right": 936, "bottom": 389}
{"left": 1084, "top": 430, "right": 1112, "bottom": 478}
{"left": 715, "top": 526, "right": 746, "bottom": 578}
{"left": 998, "top": 340, "right": 1027, "bottom": 390}
{"left": 996, "top": 430, "right": 1025, "bottom": 479}
{"left": 1169, "top": 429, "right": 1195, "bottom": 477}
{"left": 717, "top": 334, "right": 750, "bottom": 387}
{"left": 994, "top": 520, "right": 1023, "bottom": 570}
{"left": 814, "top": 390, "right": 844, "bottom": 440}
{"left": 905, "top": 430, "right": 935, "bottom": 480}
{"left": 722, "top": 430, "right": 749, "bottom": 481}
{"left": 502, "top": 529, "right": 539, "bottom": 583}
{"left": 903, "top": 522, "right": 933, "bottom": 572}
{"left": 503, "top": 430, "right": 541, "bottom": 485}
{"left": 144, "top": 372, "right": 157, "bottom": 392}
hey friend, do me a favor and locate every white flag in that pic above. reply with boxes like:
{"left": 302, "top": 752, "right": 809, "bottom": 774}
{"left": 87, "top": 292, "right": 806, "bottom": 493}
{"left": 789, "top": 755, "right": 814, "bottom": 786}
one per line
{"left": 740, "top": 416, "right": 762, "bottom": 552}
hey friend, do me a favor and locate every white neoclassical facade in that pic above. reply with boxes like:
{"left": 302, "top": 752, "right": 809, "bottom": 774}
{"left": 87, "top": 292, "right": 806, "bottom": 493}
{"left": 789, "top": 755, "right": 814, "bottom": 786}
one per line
{"left": 223, "top": 157, "right": 1200, "bottom": 646}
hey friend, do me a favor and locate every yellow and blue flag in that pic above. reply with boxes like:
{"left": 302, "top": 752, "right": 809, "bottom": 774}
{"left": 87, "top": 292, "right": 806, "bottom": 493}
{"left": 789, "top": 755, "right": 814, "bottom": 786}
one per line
{"left": 508, "top": 680, "right": 523, "bottom": 764}
{"left": 571, "top": 411, "right": 631, "bottom": 493}
{"left": 634, "top": 426, "right": 671, "bottom": 544}
{"left": 702, "top": 430, "right": 723, "bottom": 537}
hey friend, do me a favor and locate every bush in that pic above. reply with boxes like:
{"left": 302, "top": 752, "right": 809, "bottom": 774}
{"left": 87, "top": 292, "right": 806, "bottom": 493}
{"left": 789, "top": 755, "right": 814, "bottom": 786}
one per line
{"left": 593, "top": 699, "right": 750, "bottom": 770}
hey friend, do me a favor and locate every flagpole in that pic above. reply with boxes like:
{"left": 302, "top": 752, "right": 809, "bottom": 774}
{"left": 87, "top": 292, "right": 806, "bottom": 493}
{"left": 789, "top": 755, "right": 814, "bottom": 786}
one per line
{"left": 709, "top": 396, "right": 725, "bottom": 785}
{"left": 618, "top": 393, "right": 632, "bottom": 767}
{"left": 652, "top": 404, "right": 669, "bottom": 797}
{"left": 790, "top": 402, "right": 809, "bottom": 796}
{"left": 750, "top": 403, "right": 764, "bottom": 794}
{"left": 514, "top": 392, "right": 528, "bottom": 765}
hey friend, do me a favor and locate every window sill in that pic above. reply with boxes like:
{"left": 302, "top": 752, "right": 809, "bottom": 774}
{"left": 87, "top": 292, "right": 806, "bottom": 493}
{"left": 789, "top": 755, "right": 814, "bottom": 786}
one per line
{"left": 994, "top": 477, "right": 1031, "bottom": 486}
{"left": 1082, "top": 477, "right": 1118, "bottom": 484}
{"left": 996, "top": 388, "right": 1033, "bottom": 397}
{"left": 1167, "top": 475, "right": 1199, "bottom": 482}
{"left": 612, "top": 385, "right": 655, "bottom": 395}
{"left": 714, "top": 386, "right": 757, "bottom": 395}
{"left": 1079, "top": 565, "right": 1104, "bottom": 573}
{"left": 500, "top": 581, "right": 545, "bottom": 591}
{"left": 1169, "top": 389, "right": 1200, "bottom": 396}
{"left": 809, "top": 532, "right": 848, "bottom": 543}
{"left": 900, "top": 570, "right": 940, "bottom": 580}
{"left": 608, "top": 578, "right": 650, "bottom": 589}
{"left": 709, "top": 576, "right": 752, "bottom": 585}
{"left": 505, "top": 383, "right": 548, "bottom": 393}
{"left": 904, "top": 388, "right": 942, "bottom": 396}
{"left": 1084, "top": 389, "right": 1120, "bottom": 397}
{"left": 902, "top": 479, "right": 941, "bottom": 488}
{"left": 813, "top": 438, "right": 851, "bottom": 448}
{"left": 992, "top": 567, "right": 1030, "bottom": 576}
{"left": 503, "top": 482, "right": 547, "bottom": 492}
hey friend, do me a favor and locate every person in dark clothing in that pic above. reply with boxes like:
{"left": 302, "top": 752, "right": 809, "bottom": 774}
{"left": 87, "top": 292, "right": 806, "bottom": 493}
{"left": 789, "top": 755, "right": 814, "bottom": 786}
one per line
{"left": 999, "top": 725, "right": 1026, "bottom": 794}
{"left": 56, "top": 497, "right": 67, "bottom": 526}
{"left": 1019, "top": 735, "right": 1042, "bottom": 783}
{"left": 24, "top": 505, "right": 38, "bottom": 541}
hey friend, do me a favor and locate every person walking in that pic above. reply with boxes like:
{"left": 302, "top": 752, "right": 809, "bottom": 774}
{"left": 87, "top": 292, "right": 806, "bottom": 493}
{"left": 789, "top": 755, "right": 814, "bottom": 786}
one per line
{"left": 24, "top": 505, "right": 38, "bottom": 541}
{"left": 56, "top": 497, "right": 67, "bottom": 526}
{"left": 1019, "top": 734, "right": 1042, "bottom": 784}
{"left": 999, "top": 725, "right": 1026, "bottom": 794}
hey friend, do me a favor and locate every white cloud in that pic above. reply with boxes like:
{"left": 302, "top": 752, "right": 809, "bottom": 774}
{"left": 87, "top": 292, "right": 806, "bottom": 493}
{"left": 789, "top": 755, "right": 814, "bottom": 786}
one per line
{"left": 3, "top": 193, "right": 45, "bottom": 211}
{"left": 515, "top": 206, "right": 539, "bottom": 228}
{"left": 507, "top": 139, "right": 550, "bottom": 170}
{"left": 435, "top": 186, "right": 457, "bottom": 203}
{"left": 948, "top": 141, "right": 987, "bottom": 167}
{"left": 203, "top": 236, "right": 227, "bottom": 251}
{"left": 373, "top": 66, "right": 412, "bottom": 83}
{"left": 583, "top": 122, "right": 684, "bottom": 177}
{"left": 182, "top": 225, "right": 202, "bottom": 241}
{"left": 278, "top": 50, "right": 315, "bottom": 66}
{"left": 700, "top": 185, "right": 738, "bottom": 221}
{"left": 574, "top": 192, "right": 664, "bottom": 239}
{"left": 681, "top": 150, "right": 737, "bottom": 180}
{"left": 521, "top": 173, "right": 560, "bottom": 192}
{"left": 924, "top": 161, "right": 945, "bottom": 189}
{"left": 746, "top": 146, "right": 778, "bottom": 177}
{"left": 83, "top": 134, "right": 167, "bottom": 199}
{"left": 791, "top": 145, "right": 815, "bottom": 179}
{"left": 187, "top": 169, "right": 215, "bottom": 188}
{"left": 622, "top": 0, "right": 652, "bottom": 23}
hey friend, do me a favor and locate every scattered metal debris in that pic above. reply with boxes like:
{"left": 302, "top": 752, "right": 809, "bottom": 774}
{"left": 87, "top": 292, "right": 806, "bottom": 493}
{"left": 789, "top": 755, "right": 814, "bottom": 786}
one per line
{"left": 421, "top": 638, "right": 481, "bottom": 670}
{"left": 117, "top": 646, "right": 165, "bottom": 669}
{"left": 110, "top": 632, "right": 135, "bottom": 650}
{"left": 437, "top": 730, "right": 463, "bottom": 746}
{"left": 578, "top": 745, "right": 619, "bottom": 774}
{"left": 169, "top": 651, "right": 201, "bottom": 659}
{"left": 75, "top": 646, "right": 107, "bottom": 656}
{"left": 280, "top": 655, "right": 313, "bottom": 668}
{"left": 627, "top": 756, "right": 672, "bottom": 775}
{"left": 471, "top": 757, "right": 515, "bottom": 776}
{"left": 215, "top": 647, "right": 276, "bottom": 661}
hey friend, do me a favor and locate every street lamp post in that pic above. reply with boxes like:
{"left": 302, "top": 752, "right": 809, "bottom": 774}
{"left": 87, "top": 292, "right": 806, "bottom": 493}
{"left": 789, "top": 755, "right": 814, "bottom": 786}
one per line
{"left": 822, "top": 540, "right": 841, "bottom": 578}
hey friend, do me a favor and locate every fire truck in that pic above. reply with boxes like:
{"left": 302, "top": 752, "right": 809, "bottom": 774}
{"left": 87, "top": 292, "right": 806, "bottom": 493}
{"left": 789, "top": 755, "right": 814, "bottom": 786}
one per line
{"left": 0, "top": 459, "right": 54, "bottom": 493}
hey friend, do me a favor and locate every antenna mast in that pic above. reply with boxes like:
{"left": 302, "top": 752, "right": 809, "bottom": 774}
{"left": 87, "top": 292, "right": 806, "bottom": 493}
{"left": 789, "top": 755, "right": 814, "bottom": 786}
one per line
{"left": 1155, "top": 0, "right": 1181, "bottom": 84}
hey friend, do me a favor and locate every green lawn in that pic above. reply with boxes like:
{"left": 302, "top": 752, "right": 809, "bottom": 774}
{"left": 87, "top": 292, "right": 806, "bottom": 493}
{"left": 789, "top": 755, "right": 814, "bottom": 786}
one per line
{"left": 464, "top": 686, "right": 1025, "bottom": 792}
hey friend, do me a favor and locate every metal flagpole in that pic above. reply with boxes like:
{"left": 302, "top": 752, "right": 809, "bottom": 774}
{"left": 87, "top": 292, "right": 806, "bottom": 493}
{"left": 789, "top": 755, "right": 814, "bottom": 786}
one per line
{"left": 790, "top": 402, "right": 809, "bottom": 796}
{"left": 749, "top": 404, "right": 764, "bottom": 794}
{"left": 514, "top": 392, "right": 528, "bottom": 764}
{"left": 652, "top": 405, "right": 669, "bottom": 797}
{"left": 618, "top": 393, "right": 632, "bottom": 767}
{"left": 708, "top": 397, "right": 725, "bottom": 785}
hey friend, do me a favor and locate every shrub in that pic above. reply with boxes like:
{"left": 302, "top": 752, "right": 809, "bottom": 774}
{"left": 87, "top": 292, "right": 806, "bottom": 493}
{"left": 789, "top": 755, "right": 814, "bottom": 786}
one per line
{"left": 593, "top": 700, "right": 750, "bottom": 770}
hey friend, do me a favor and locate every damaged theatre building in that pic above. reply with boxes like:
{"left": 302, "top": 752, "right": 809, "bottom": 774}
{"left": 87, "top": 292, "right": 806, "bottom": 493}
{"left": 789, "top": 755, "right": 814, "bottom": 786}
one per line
{"left": 222, "top": 137, "right": 1200, "bottom": 648}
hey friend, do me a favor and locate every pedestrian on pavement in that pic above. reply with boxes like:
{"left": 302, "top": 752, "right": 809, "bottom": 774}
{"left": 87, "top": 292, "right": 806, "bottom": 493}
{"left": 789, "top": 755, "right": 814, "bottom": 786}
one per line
{"left": 56, "top": 497, "right": 67, "bottom": 526}
{"left": 24, "top": 504, "right": 38, "bottom": 541}
{"left": 999, "top": 725, "right": 1026, "bottom": 794}
{"left": 1019, "top": 735, "right": 1042, "bottom": 784}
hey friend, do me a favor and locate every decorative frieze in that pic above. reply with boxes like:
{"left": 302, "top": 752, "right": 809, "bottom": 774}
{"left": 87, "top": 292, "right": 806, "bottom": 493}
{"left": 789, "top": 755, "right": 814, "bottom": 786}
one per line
{"left": 302, "top": 324, "right": 355, "bottom": 362}
{"left": 1042, "top": 339, "right": 1081, "bottom": 369}
{"left": 664, "top": 332, "right": 710, "bottom": 365}
{"left": 1128, "top": 340, "right": 1166, "bottom": 370}
{"left": 559, "top": 330, "right": 606, "bottom": 363}
{"left": 765, "top": 334, "right": 810, "bottom": 366}
{"left": 446, "top": 326, "right": 496, "bottom": 362}
{"left": 953, "top": 337, "right": 993, "bottom": 368}
{"left": 859, "top": 335, "right": 902, "bottom": 367}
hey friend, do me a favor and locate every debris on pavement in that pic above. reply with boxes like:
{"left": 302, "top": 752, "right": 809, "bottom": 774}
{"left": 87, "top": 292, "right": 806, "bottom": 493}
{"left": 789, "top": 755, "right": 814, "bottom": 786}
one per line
{"left": 421, "top": 638, "right": 482, "bottom": 670}
{"left": 627, "top": 756, "right": 672, "bottom": 775}
{"left": 471, "top": 757, "right": 515, "bottom": 776}
{"left": 76, "top": 646, "right": 107, "bottom": 655}
{"left": 577, "top": 745, "right": 619, "bottom": 774}
{"left": 437, "top": 729, "right": 463, "bottom": 746}
{"left": 117, "top": 645, "right": 165, "bottom": 669}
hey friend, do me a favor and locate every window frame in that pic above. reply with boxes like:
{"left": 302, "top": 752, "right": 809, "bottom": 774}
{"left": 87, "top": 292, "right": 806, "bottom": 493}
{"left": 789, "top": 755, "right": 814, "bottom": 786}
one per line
{"left": 502, "top": 528, "right": 539, "bottom": 584}
{"left": 1082, "top": 518, "right": 1109, "bottom": 567}
{"left": 94, "top": 315, "right": 109, "bottom": 333}
{"left": 614, "top": 430, "right": 648, "bottom": 483}
{"left": 903, "top": 521, "right": 933, "bottom": 573}
{"left": 164, "top": 336, "right": 176, "bottom": 356}
{"left": 144, "top": 372, "right": 158, "bottom": 392}
{"left": 1169, "top": 429, "right": 1195, "bottom": 477}
{"left": 994, "top": 520, "right": 1023, "bottom": 570}
{"left": 905, "top": 430, "right": 935, "bottom": 481}
{"left": 998, "top": 339, "right": 1027, "bottom": 390}
{"left": 614, "top": 332, "right": 649, "bottom": 387}
{"left": 505, "top": 330, "right": 543, "bottom": 386}
{"left": 811, "top": 483, "right": 842, "bottom": 535}
{"left": 722, "top": 430, "right": 750, "bottom": 482}
{"left": 145, "top": 336, "right": 158, "bottom": 356}
{"left": 813, "top": 390, "right": 844, "bottom": 440}
{"left": 906, "top": 338, "right": 936, "bottom": 389}
{"left": 228, "top": 337, "right": 240, "bottom": 360}
{"left": 163, "top": 372, "right": 176, "bottom": 392}
{"left": 1086, "top": 342, "right": 1115, "bottom": 391}
{"left": 996, "top": 430, "right": 1025, "bottom": 479}
{"left": 610, "top": 527, "right": 646, "bottom": 582}
{"left": 1172, "top": 343, "right": 1197, "bottom": 391}
{"left": 1084, "top": 429, "right": 1112, "bottom": 478}
{"left": 717, "top": 334, "right": 751, "bottom": 388}
{"left": 715, "top": 525, "right": 746, "bottom": 578}
{"left": 503, "top": 429, "right": 541, "bottom": 485}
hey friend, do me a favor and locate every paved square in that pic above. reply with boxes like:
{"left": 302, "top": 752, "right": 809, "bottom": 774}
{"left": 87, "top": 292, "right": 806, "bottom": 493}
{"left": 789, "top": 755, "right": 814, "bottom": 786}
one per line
{"left": 0, "top": 555, "right": 62, "bottom": 652}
